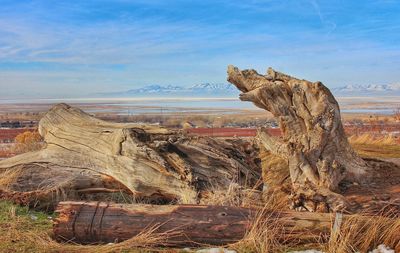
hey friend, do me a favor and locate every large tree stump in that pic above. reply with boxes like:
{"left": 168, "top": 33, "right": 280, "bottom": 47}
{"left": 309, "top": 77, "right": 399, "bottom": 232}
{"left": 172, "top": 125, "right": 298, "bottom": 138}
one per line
{"left": 227, "top": 65, "right": 371, "bottom": 212}
{"left": 0, "top": 103, "right": 261, "bottom": 208}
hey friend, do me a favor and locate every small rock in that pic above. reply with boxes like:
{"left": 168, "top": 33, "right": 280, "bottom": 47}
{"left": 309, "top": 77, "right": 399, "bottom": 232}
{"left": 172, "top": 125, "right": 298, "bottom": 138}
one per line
{"left": 289, "top": 250, "right": 324, "bottom": 253}
{"left": 369, "top": 244, "right": 395, "bottom": 253}
{"left": 30, "top": 214, "right": 38, "bottom": 221}
{"left": 262, "top": 183, "right": 269, "bottom": 192}
{"left": 196, "top": 248, "right": 236, "bottom": 253}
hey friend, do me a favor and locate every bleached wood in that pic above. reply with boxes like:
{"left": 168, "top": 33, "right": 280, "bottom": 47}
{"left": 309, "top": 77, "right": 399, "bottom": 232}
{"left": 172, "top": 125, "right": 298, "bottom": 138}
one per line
{"left": 227, "top": 65, "right": 371, "bottom": 211}
{"left": 0, "top": 104, "right": 261, "bottom": 207}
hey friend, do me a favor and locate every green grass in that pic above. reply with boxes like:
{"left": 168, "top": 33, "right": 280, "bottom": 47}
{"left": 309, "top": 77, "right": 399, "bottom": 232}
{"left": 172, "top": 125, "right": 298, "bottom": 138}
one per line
{"left": 0, "top": 201, "right": 54, "bottom": 253}
{"left": 0, "top": 201, "right": 184, "bottom": 253}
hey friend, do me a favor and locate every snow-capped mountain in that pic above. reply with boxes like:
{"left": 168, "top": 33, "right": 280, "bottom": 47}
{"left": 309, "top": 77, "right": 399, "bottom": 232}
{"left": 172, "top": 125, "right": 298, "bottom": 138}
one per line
{"left": 125, "top": 85, "right": 182, "bottom": 94}
{"left": 332, "top": 83, "right": 400, "bottom": 96}
{"left": 190, "top": 83, "right": 236, "bottom": 91}
{"left": 101, "top": 83, "right": 400, "bottom": 98}
{"left": 102, "top": 83, "right": 239, "bottom": 97}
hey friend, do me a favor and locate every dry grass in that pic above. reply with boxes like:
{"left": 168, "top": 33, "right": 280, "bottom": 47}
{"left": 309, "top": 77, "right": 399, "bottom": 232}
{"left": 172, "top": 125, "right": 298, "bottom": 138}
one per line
{"left": 228, "top": 190, "right": 302, "bottom": 253}
{"left": 230, "top": 208, "right": 400, "bottom": 253}
{"left": 227, "top": 138, "right": 399, "bottom": 252}
{"left": 0, "top": 168, "right": 22, "bottom": 189}
{"left": 352, "top": 143, "right": 400, "bottom": 159}
{"left": 0, "top": 201, "right": 177, "bottom": 253}
{"left": 199, "top": 182, "right": 264, "bottom": 208}
{"left": 52, "top": 227, "right": 177, "bottom": 253}
{"left": 0, "top": 148, "right": 16, "bottom": 158}
{"left": 230, "top": 206, "right": 283, "bottom": 253}
{"left": 259, "top": 148, "right": 291, "bottom": 211}
{"left": 1, "top": 196, "right": 399, "bottom": 252}
{"left": 348, "top": 133, "right": 398, "bottom": 145}
{"left": 0, "top": 201, "right": 55, "bottom": 253}
{"left": 12, "top": 130, "right": 44, "bottom": 154}
{"left": 349, "top": 134, "right": 400, "bottom": 159}
{"left": 324, "top": 213, "right": 400, "bottom": 253}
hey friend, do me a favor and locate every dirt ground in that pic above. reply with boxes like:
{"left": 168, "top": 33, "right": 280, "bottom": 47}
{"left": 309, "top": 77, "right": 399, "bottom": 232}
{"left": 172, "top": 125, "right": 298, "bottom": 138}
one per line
{"left": 341, "top": 158, "right": 400, "bottom": 215}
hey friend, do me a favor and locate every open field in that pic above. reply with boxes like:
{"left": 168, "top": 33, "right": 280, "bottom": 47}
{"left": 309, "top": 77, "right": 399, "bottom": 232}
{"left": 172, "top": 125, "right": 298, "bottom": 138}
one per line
{"left": 0, "top": 97, "right": 398, "bottom": 136}
{"left": 185, "top": 127, "right": 281, "bottom": 137}
{"left": 0, "top": 96, "right": 399, "bottom": 116}
{"left": 0, "top": 128, "right": 36, "bottom": 142}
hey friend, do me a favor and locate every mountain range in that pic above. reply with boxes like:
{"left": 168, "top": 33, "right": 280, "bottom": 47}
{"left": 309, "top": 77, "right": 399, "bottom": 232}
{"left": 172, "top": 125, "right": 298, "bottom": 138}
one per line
{"left": 331, "top": 83, "right": 400, "bottom": 96}
{"left": 100, "top": 83, "right": 400, "bottom": 98}
{"left": 102, "top": 83, "right": 240, "bottom": 97}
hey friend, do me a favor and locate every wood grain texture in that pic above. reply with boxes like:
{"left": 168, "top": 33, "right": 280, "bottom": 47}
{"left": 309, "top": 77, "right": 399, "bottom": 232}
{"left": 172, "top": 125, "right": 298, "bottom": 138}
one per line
{"left": 0, "top": 104, "right": 261, "bottom": 208}
{"left": 54, "top": 201, "right": 340, "bottom": 246}
{"left": 227, "top": 65, "right": 371, "bottom": 212}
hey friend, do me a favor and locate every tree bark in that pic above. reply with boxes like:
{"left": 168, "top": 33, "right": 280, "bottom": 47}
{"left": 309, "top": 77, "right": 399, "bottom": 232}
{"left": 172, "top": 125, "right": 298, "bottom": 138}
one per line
{"left": 53, "top": 201, "right": 343, "bottom": 246}
{"left": 227, "top": 65, "right": 371, "bottom": 212}
{"left": 0, "top": 104, "right": 261, "bottom": 208}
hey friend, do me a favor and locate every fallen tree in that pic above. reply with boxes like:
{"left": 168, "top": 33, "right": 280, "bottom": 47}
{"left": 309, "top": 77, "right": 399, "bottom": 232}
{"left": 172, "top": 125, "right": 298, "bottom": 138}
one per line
{"left": 55, "top": 201, "right": 400, "bottom": 248}
{"left": 0, "top": 104, "right": 261, "bottom": 209}
{"left": 53, "top": 201, "right": 343, "bottom": 246}
{"left": 227, "top": 66, "right": 372, "bottom": 212}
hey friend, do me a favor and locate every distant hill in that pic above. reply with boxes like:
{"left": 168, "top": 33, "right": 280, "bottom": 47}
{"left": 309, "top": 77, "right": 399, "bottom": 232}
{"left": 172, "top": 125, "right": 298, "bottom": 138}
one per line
{"left": 332, "top": 83, "right": 400, "bottom": 96}
{"left": 101, "top": 83, "right": 239, "bottom": 97}
{"left": 99, "top": 83, "right": 400, "bottom": 98}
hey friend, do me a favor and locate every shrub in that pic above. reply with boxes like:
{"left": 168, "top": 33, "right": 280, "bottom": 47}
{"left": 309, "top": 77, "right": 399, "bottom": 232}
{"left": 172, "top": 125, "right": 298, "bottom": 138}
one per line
{"left": 13, "top": 130, "right": 43, "bottom": 153}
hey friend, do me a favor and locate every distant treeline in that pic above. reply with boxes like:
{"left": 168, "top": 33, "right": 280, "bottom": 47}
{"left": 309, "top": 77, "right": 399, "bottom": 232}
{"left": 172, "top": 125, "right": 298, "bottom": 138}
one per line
{"left": 0, "top": 121, "right": 37, "bottom": 129}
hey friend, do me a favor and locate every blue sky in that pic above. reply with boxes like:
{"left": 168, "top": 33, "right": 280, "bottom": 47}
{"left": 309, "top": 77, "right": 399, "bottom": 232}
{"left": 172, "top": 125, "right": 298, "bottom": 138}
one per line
{"left": 1, "top": 0, "right": 400, "bottom": 98}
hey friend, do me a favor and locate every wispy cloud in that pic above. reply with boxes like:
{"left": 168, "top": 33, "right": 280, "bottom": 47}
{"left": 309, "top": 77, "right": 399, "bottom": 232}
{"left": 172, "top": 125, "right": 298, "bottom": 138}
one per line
{"left": 307, "top": 0, "right": 336, "bottom": 35}
{"left": 0, "top": 0, "right": 399, "bottom": 98}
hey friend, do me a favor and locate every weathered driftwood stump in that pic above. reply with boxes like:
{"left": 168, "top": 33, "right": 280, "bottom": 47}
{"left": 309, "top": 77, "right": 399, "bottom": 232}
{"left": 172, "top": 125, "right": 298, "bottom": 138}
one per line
{"left": 0, "top": 103, "right": 261, "bottom": 209}
{"left": 227, "top": 65, "right": 371, "bottom": 212}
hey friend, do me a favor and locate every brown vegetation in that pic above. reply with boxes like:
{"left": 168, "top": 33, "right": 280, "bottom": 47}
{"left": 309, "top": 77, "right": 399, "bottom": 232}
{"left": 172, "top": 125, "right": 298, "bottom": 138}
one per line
{"left": 324, "top": 214, "right": 400, "bottom": 253}
{"left": 393, "top": 108, "right": 400, "bottom": 121}
{"left": 13, "top": 130, "right": 43, "bottom": 154}
{"left": 0, "top": 128, "right": 36, "bottom": 143}
{"left": 349, "top": 133, "right": 400, "bottom": 159}
{"left": 2, "top": 197, "right": 399, "bottom": 253}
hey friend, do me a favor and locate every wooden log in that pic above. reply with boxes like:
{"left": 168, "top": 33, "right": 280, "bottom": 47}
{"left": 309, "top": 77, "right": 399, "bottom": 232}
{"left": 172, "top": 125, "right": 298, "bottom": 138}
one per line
{"left": 54, "top": 201, "right": 343, "bottom": 246}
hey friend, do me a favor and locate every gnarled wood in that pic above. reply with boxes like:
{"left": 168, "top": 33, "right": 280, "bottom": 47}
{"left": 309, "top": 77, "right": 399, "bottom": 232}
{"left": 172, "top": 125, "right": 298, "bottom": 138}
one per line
{"left": 227, "top": 65, "right": 371, "bottom": 212}
{"left": 0, "top": 103, "right": 261, "bottom": 208}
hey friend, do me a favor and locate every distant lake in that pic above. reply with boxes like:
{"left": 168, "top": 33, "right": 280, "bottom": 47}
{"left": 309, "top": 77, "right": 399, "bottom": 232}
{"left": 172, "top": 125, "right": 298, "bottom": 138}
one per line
{"left": 0, "top": 97, "right": 398, "bottom": 115}
{"left": 340, "top": 109, "right": 394, "bottom": 115}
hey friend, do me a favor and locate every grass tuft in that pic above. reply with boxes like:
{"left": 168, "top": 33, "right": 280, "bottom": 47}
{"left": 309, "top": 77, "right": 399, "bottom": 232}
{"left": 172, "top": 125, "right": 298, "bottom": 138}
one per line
{"left": 324, "top": 212, "right": 400, "bottom": 253}
{"left": 0, "top": 200, "right": 174, "bottom": 253}
{"left": 0, "top": 168, "right": 22, "bottom": 189}
{"left": 230, "top": 204, "right": 284, "bottom": 253}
